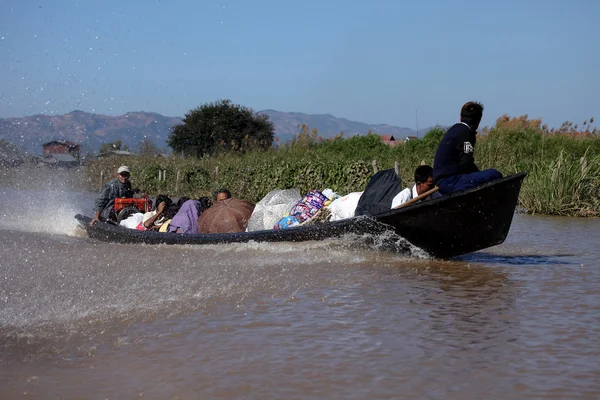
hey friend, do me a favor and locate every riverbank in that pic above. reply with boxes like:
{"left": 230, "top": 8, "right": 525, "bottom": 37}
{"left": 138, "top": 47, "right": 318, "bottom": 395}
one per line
{"left": 51, "top": 127, "right": 600, "bottom": 217}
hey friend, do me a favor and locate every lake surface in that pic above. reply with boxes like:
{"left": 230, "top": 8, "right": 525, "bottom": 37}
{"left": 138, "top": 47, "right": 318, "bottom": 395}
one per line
{"left": 1, "top": 173, "right": 599, "bottom": 399}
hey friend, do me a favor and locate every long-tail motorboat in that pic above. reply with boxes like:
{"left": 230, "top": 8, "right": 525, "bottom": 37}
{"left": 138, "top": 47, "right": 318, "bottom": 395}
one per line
{"left": 75, "top": 172, "right": 527, "bottom": 259}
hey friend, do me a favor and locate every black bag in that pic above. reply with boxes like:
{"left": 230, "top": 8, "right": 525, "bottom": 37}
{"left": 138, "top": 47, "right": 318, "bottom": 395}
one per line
{"left": 354, "top": 168, "right": 403, "bottom": 217}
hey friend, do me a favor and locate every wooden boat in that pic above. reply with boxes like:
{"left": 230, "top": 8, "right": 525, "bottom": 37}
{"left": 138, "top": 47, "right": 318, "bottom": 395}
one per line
{"left": 75, "top": 172, "right": 527, "bottom": 259}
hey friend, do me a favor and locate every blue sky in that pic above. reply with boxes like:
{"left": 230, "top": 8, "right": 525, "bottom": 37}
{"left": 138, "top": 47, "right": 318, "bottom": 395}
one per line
{"left": 0, "top": 0, "right": 598, "bottom": 130}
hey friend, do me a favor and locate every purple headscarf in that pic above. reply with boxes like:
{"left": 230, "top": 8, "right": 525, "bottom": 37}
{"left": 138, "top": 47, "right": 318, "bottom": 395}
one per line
{"left": 167, "top": 200, "right": 201, "bottom": 234}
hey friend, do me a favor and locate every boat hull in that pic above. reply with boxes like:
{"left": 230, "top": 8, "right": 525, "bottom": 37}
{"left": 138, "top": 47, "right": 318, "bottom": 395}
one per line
{"left": 75, "top": 172, "right": 527, "bottom": 259}
{"left": 376, "top": 172, "right": 526, "bottom": 258}
{"left": 75, "top": 213, "right": 391, "bottom": 245}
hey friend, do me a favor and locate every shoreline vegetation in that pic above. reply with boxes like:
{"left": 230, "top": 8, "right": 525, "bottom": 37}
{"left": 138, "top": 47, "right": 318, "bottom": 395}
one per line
{"left": 3, "top": 115, "right": 597, "bottom": 218}
{"left": 84, "top": 116, "right": 599, "bottom": 218}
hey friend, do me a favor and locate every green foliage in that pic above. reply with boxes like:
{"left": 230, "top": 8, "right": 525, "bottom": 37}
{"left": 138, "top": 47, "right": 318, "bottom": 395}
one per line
{"left": 519, "top": 149, "right": 600, "bottom": 217}
{"left": 99, "top": 139, "right": 128, "bottom": 154}
{"left": 167, "top": 99, "right": 275, "bottom": 157}
{"left": 285, "top": 123, "right": 322, "bottom": 149}
{"left": 316, "top": 132, "right": 389, "bottom": 159}
{"left": 421, "top": 126, "right": 446, "bottom": 150}
{"left": 85, "top": 124, "right": 600, "bottom": 217}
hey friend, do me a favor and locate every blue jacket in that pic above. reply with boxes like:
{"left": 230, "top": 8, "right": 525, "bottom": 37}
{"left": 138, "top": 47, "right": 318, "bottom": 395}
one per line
{"left": 433, "top": 122, "right": 479, "bottom": 185}
{"left": 94, "top": 178, "right": 133, "bottom": 213}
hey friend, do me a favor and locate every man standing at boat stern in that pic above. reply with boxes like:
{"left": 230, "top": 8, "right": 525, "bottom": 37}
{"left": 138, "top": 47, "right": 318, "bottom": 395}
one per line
{"left": 433, "top": 101, "right": 502, "bottom": 195}
{"left": 89, "top": 165, "right": 134, "bottom": 226}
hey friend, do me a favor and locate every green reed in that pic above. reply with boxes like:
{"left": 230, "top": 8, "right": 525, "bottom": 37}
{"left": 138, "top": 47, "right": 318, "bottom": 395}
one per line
{"left": 84, "top": 127, "right": 600, "bottom": 217}
{"left": 519, "top": 149, "right": 600, "bottom": 217}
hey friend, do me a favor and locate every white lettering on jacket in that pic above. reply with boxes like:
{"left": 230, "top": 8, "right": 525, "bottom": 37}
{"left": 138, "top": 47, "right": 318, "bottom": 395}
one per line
{"left": 463, "top": 141, "right": 474, "bottom": 154}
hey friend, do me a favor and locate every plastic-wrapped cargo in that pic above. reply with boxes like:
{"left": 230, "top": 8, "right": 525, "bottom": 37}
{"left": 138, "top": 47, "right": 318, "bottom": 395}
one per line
{"left": 246, "top": 188, "right": 302, "bottom": 232}
{"left": 327, "top": 191, "right": 363, "bottom": 221}
{"left": 289, "top": 190, "right": 328, "bottom": 223}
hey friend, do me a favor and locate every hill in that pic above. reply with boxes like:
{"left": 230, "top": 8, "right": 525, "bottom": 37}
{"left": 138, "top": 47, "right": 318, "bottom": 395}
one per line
{"left": 0, "top": 110, "right": 419, "bottom": 155}
{"left": 0, "top": 110, "right": 182, "bottom": 155}
{"left": 259, "top": 110, "right": 418, "bottom": 142}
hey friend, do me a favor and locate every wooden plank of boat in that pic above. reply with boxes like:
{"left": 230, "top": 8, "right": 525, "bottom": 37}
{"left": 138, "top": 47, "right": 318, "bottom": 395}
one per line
{"left": 75, "top": 172, "right": 527, "bottom": 259}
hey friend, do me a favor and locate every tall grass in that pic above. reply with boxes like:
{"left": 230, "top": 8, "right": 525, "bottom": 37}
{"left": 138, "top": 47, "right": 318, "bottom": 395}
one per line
{"left": 519, "top": 149, "right": 600, "bottom": 217}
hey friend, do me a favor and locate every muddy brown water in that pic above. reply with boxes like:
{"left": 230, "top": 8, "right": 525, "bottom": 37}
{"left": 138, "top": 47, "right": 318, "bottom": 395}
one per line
{"left": 1, "top": 181, "right": 599, "bottom": 399}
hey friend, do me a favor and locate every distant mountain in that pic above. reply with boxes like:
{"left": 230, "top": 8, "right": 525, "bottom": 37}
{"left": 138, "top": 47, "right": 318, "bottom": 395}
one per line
{"left": 0, "top": 110, "right": 182, "bottom": 155}
{"left": 260, "top": 110, "right": 418, "bottom": 142}
{"left": 0, "top": 110, "right": 419, "bottom": 155}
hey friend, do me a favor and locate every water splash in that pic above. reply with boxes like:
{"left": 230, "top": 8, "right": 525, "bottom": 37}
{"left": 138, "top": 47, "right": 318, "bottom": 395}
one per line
{"left": 0, "top": 167, "right": 90, "bottom": 236}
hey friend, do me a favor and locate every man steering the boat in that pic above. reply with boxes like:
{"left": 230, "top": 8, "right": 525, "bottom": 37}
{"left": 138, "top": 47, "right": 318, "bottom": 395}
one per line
{"left": 391, "top": 165, "right": 435, "bottom": 208}
{"left": 89, "top": 165, "right": 134, "bottom": 226}
{"left": 433, "top": 101, "right": 503, "bottom": 194}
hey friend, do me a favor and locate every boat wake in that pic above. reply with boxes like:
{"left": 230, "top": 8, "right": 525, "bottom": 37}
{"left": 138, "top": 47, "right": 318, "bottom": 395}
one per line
{"left": 457, "top": 246, "right": 577, "bottom": 266}
{"left": 181, "top": 229, "right": 429, "bottom": 258}
{"left": 0, "top": 187, "right": 89, "bottom": 237}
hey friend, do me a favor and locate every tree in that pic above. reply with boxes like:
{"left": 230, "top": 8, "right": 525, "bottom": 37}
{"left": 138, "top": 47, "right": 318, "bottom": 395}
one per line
{"left": 99, "top": 139, "right": 129, "bottom": 154}
{"left": 138, "top": 138, "right": 159, "bottom": 157}
{"left": 421, "top": 126, "right": 446, "bottom": 149}
{"left": 167, "top": 99, "right": 275, "bottom": 157}
{"left": 287, "top": 123, "right": 323, "bottom": 148}
{"left": 0, "top": 138, "right": 27, "bottom": 166}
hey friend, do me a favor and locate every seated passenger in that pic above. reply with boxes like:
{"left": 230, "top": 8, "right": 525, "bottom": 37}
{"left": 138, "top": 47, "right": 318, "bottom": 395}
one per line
{"left": 214, "top": 188, "right": 232, "bottom": 202}
{"left": 142, "top": 194, "right": 173, "bottom": 231}
{"left": 198, "top": 196, "right": 213, "bottom": 211}
{"left": 391, "top": 165, "right": 436, "bottom": 208}
{"left": 90, "top": 165, "right": 133, "bottom": 226}
{"left": 433, "top": 101, "right": 502, "bottom": 194}
{"left": 167, "top": 199, "right": 202, "bottom": 234}
{"left": 166, "top": 197, "right": 213, "bottom": 234}
{"left": 158, "top": 197, "right": 189, "bottom": 232}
